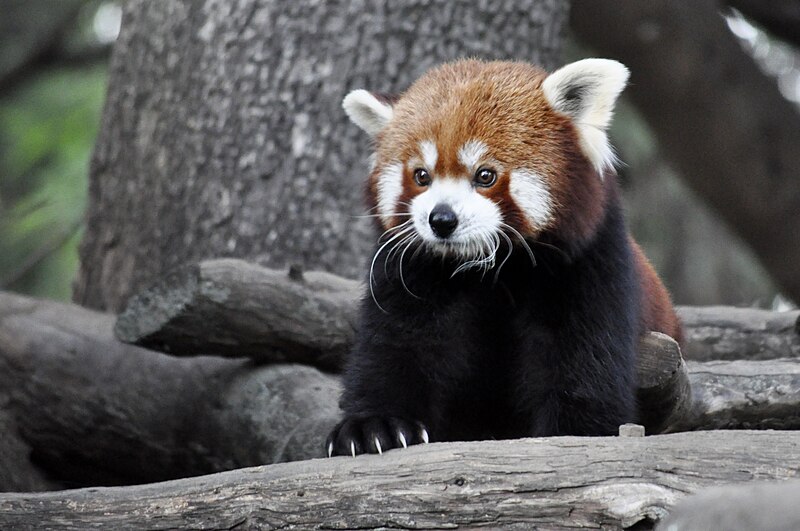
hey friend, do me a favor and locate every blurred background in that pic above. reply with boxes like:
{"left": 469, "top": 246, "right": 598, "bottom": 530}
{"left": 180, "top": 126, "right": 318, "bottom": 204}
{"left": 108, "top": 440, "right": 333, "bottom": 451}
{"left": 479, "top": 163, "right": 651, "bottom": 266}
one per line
{"left": 0, "top": 0, "right": 797, "bottom": 308}
{"left": 0, "top": 0, "right": 120, "bottom": 299}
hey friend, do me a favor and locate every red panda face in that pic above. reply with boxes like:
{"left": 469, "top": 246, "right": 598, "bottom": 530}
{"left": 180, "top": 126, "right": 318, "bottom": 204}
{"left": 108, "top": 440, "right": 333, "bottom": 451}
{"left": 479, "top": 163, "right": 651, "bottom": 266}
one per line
{"left": 344, "top": 59, "right": 629, "bottom": 269}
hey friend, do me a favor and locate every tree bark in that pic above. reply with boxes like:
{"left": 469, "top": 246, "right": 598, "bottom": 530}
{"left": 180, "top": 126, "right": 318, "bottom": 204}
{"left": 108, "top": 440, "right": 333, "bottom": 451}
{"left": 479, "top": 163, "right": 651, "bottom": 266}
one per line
{"left": 0, "top": 291, "right": 340, "bottom": 488}
{"left": 113, "top": 259, "right": 359, "bottom": 371}
{"left": 0, "top": 431, "right": 799, "bottom": 530}
{"left": 571, "top": 0, "right": 800, "bottom": 303}
{"left": 74, "top": 0, "right": 567, "bottom": 312}
{"left": 679, "top": 305, "right": 800, "bottom": 361}
{"left": 3, "top": 290, "right": 800, "bottom": 490}
{"left": 656, "top": 480, "right": 800, "bottom": 531}
{"left": 0, "top": 410, "right": 58, "bottom": 493}
{"left": 114, "top": 259, "right": 800, "bottom": 366}
{"left": 679, "top": 358, "right": 800, "bottom": 431}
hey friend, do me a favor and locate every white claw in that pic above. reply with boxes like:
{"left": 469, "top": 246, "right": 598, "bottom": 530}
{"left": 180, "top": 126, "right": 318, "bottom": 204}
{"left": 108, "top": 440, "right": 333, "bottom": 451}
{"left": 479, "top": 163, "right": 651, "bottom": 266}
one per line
{"left": 398, "top": 432, "right": 407, "bottom": 448}
{"left": 421, "top": 428, "right": 430, "bottom": 444}
{"left": 327, "top": 442, "right": 333, "bottom": 458}
{"left": 350, "top": 441, "right": 356, "bottom": 458}
{"left": 375, "top": 438, "right": 383, "bottom": 455}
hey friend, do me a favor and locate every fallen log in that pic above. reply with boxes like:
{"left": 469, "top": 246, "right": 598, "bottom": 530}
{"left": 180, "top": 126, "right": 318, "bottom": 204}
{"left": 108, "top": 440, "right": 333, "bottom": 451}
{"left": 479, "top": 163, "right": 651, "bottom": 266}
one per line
{"left": 679, "top": 305, "right": 800, "bottom": 361}
{"left": 114, "top": 259, "right": 800, "bottom": 368}
{"left": 0, "top": 410, "right": 59, "bottom": 493}
{"left": 1, "top": 291, "right": 799, "bottom": 490}
{"left": 0, "top": 431, "right": 798, "bottom": 530}
{"left": 0, "top": 291, "right": 340, "bottom": 489}
{"left": 678, "top": 358, "right": 800, "bottom": 431}
{"left": 655, "top": 479, "right": 800, "bottom": 531}
{"left": 114, "top": 260, "right": 359, "bottom": 371}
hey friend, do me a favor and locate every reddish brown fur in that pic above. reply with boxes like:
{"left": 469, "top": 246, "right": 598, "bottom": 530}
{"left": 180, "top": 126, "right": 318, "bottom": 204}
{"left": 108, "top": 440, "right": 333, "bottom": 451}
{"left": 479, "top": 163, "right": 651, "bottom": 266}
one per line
{"left": 630, "top": 238, "right": 683, "bottom": 344}
{"left": 367, "top": 59, "right": 681, "bottom": 342}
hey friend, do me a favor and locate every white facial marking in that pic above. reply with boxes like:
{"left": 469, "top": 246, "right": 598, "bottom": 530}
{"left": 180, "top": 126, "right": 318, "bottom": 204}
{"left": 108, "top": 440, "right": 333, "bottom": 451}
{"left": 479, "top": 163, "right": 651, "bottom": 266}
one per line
{"left": 509, "top": 169, "right": 553, "bottom": 228}
{"left": 542, "top": 58, "right": 629, "bottom": 175}
{"left": 419, "top": 140, "right": 438, "bottom": 170}
{"left": 410, "top": 178, "right": 502, "bottom": 262}
{"left": 342, "top": 89, "right": 393, "bottom": 137}
{"left": 376, "top": 162, "right": 403, "bottom": 224}
{"left": 458, "top": 139, "right": 488, "bottom": 171}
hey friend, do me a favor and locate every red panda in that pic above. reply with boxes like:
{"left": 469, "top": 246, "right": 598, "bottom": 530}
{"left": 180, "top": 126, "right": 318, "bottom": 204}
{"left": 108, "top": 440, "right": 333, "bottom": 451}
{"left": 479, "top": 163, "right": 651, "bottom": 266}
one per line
{"left": 327, "top": 59, "right": 681, "bottom": 457}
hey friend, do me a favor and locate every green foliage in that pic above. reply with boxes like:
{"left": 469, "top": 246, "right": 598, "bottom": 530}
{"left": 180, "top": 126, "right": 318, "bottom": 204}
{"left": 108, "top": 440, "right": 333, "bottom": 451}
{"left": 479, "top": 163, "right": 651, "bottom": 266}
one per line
{"left": 0, "top": 65, "right": 106, "bottom": 299}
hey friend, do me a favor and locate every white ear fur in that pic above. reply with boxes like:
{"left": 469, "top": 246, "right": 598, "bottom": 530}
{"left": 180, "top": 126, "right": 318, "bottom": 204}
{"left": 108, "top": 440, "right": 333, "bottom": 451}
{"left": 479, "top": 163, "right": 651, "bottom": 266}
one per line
{"left": 342, "top": 89, "right": 393, "bottom": 137}
{"left": 542, "top": 59, "right": 629, "bottom": 175}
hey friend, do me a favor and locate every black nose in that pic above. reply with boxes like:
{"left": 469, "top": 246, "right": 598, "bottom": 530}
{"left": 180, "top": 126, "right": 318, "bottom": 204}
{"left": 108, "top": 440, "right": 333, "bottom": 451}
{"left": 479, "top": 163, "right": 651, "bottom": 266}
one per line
{"left": 429, "top": 203, "right": 458, "bottom": 238}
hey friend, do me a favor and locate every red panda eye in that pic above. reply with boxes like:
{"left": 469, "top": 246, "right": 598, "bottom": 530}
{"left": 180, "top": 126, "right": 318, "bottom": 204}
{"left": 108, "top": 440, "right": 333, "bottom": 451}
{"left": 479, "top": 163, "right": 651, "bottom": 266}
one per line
{"left": 413, "top": 168, "right": 432, "bottom": 186}
{"left": 474, "top": 168, "right": 497, "bottom": 188}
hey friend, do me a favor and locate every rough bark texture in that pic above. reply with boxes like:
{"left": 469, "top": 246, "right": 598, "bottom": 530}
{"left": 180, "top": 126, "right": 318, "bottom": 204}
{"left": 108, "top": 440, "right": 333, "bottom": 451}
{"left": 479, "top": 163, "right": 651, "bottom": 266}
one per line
{"left": 678, "top": 305, "right": 800, "bottom": 361}
{"left": 679, "top": 358, "right": 800, "bottom": 431}
{"left": 114, "top": 259, "right": 360, "bottom": 371}
{"left": 0, "top": 291, "right": 340, "bottom": 489}
{"left": 114, "top": 259, "right": 800, "bottom": 366}
{"left": 74, "top": 0, "right": 567, "bottom": 312}
{"left": 1, "top": 431, "right": 799, "bottom": 530}
{"left": 656, "top": 480, "right": 800, "bottom": 531}
{"left": 3, "top": 290, "right": 799, "bottom": 491}
{"left": 0, "top": 410, "right": 58, "bottom": 493}
{"left": 635, "top": 332, "right": 691, "bottom": 434}
{"left": 571, "top": 0, "right": 800, "bottom": 303}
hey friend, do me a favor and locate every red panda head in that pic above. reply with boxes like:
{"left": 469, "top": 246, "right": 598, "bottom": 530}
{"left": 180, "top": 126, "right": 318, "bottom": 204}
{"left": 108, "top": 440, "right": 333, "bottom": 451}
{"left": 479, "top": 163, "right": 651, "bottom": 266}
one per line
{"left": 344, "top": 59, "right": 629, "bottom": 269}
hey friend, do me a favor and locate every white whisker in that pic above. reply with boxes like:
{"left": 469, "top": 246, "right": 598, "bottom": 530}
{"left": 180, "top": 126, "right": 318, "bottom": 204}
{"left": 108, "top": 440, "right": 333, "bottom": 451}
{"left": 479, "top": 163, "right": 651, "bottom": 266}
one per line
{"left": 501, "top": 222, "right": 537, "bottom": 270}
{"left": 398, "top": 236, "right": 422, "bottom": 299}
{"left": 369, "top": 222, "right": 415, "bottom": 313}
{"left": 494, "top": 230, "right": 514, "bottom": 284}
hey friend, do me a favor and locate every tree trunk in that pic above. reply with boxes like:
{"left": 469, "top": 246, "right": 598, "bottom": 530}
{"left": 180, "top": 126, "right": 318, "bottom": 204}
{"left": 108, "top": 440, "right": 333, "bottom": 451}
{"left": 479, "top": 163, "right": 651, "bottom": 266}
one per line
{"left": 1, "top": 431, "right": 798, "bottom": 530}
{"left": 74, "top": 0, "right": 567, "bottom": 312}
{"left": 570, "top": 0, "right": 800, "bottom": 303}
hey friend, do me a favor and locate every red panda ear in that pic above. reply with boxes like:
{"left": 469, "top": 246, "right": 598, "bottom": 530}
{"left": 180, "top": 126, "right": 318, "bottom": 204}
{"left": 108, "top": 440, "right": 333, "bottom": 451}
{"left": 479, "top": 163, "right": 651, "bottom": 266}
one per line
{"left": 542, "top": 59, "right": 629, "bottom": 174}
{"left": 342, "top": 89, "right": 394, "bottom": 137}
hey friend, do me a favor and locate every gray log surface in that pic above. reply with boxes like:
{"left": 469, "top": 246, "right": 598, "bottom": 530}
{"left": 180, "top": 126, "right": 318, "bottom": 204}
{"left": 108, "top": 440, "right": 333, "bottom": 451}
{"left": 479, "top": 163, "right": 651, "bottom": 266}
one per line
{"left": 679, "top": 358, "right": 800, "bottom": 431}
{"left": 115, "top": 259, "right": 800, "bottom": 367}
{"left": 3, "top": 290, "right": 800, "bottom": 491}
{"left": 656, "top": 480, "right": 800, "bottom": 531}
{"left": 114, "top": 259, "right": 359, "bottom": 371}
{"left": 0, "top": 291, "right": 340, "bottom": 489}
{"left": 73, "top": 0, "right": 567, "bottom": 312}
{"left": 0, "top": 431, "right": 799, "bottom": 530}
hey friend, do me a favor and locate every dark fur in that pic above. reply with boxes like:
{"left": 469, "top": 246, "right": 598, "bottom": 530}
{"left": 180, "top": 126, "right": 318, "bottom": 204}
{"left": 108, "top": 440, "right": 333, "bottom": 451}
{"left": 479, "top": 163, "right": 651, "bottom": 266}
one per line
{"left": 327, "top": 183, "right": 640, "bottom": 455}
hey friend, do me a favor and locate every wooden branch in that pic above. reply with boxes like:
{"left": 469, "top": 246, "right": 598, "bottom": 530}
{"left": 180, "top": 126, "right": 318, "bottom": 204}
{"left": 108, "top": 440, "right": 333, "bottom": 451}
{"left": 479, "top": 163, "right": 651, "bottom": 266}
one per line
{"left": 635, "top": 332, "right": 691, "bottom": 433}
{"left": 0, "top": 410, "right": 59, "bottom": 493}
{"left": 678, "top": 358, "right": 800, "bottom": 431}
{"left": 1, "top": 431, "right": 799, "bottom": 530}
{"left": 0, "top": 291, "right": 340, "bottom": 488}
{"left": 114, "top": 260, "right": 359, "bottom": 371}
{"left": 679, "top": 305, "right": 800, "bottom": 361}
{"left": 657, "top": 480, "right": 800, "bottom": 531}
{"left": 115, "top": 259, "right": 800, "bottom": 368}
{"left": 2, "top": 290, "right": 799, "bottom": 489}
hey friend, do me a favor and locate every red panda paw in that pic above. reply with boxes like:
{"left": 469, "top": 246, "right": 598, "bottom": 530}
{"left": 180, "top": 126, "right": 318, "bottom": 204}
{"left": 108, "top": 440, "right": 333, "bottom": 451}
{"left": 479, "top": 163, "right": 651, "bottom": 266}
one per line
{"left": 325, "top": 415, "right": 429, "bottom": 457}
